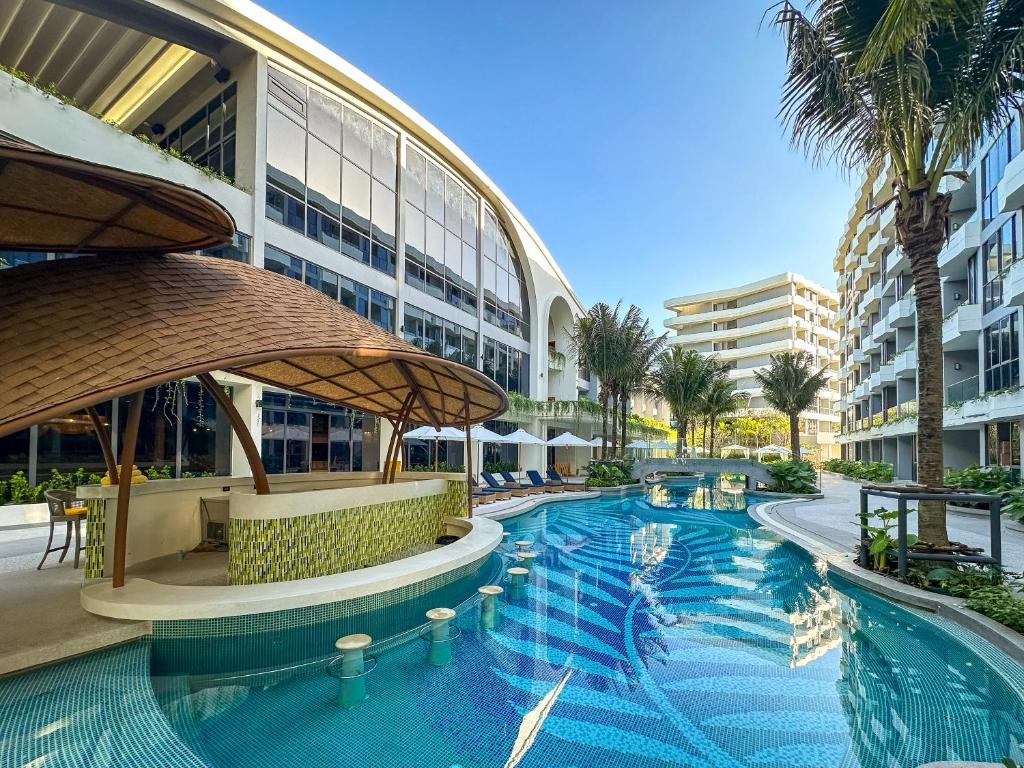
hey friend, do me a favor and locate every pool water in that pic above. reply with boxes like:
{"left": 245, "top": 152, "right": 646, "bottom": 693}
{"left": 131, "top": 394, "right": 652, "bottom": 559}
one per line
{"left": 143, "top": 480, "right": 1024, "bottom": 768}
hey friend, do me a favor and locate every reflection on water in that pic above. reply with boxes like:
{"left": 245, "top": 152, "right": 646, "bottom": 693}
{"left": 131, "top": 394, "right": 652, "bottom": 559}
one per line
{"left": 647, "top": 476, "right": 748, "bottom": 512}
{"left": 148, "top": 479, "right": 1024, "bottom": 768}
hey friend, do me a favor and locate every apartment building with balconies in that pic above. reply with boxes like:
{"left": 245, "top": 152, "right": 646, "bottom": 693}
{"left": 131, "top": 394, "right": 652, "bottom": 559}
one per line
{"left": 664, "top": 273, "right": 841, "bottom": 458}
{"left": 836, "top": 113, "right": 1024, "bottom": 480}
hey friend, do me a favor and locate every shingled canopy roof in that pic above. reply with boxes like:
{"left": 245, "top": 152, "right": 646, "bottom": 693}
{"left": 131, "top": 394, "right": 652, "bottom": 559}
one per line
{"left": 0, "top": 253, "right": 508, "bottom": 436}
{"left": 0, "top": 134, "right": 235, "bottom": 253}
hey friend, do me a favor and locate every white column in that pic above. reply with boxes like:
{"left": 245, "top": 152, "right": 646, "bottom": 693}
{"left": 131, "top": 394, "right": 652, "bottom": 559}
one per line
{"left": 230, "top": 382, "right": 261, "bottom": 478}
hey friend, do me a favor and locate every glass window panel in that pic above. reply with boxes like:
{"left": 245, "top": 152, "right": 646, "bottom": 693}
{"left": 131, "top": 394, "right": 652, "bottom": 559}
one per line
{"left": 496, "top": 267, "right": 510, "bottom": 304}
{"left": 444, "top": 175, "right": 462, "bottom": 234}
{"left": 463, "top": 330, "right": 478, "bottom": 368}
{"left": 181, "top": 381, "right": 231, "bottom": 476}
{"left": 307, "top": 210, "right": 341, "bottom": 251}
{"left": 444, "top": 321, "right": 461, "bottom": 361}
{"left": 462, "top": 193, "right": 477, "bottom": 242}
{"left": 405, "top": 147, "right": 426, "bottom": 208}
{"left": 508, "top": 275, "right": 523, "bottom": 314}
{"left": 371, "top": 242, "right": 396, "bottom": 276}
{"left": 343, "top": 107, "right": 372, "bottom": 170}
{"left": 264, "top": 246, "right": 303, "bottom": 280}
{"left": 304, "top": 262, "right": 339, "bottom": 300}
{"left": 405, "top": 203, "right": 425, "bottom": 266}
{"left": 497, "top": 344, "right": 509, "bottom": 389}
{"left": 372, "top": 124, "right": 397, "bottom": 188}
{"left": 508, "top": 349, "right": 521, "bottom": 394}
{"left": 425, "top": 219, "right": 445, "bottom": 273}
{"left": 308, "top": 89, "right": 342, "bottom": 150}
{"left": 341, "top": 226, "right": 370, "bottom": 265}
{"left": 260, "top": 410, "right": 285, "bottom": 474}
{"left": 497, "top": 232, "right": 510, "bottom": 270}
{"left": 482, "top": 258, "right": 496, "bottom": 303}
{"left": 425, "top": 269, "right": 444, "bottom": 300}
{"left": 342, "top": 160, "right": 371, "bottom": 236}
{"left": 371, "top": 290, "right": 394, "bottom": 333}
{"left": 285, "top": 411, "right": 310, "bottom": 473}
{"left": 181, "top": 111, "right": 206, "bottom": 158}
{"left": 338, "top": 276, "right": 359, "bottom": 312}
{"left": 268, "top": 67, "right": 306, "bottom": 115}
{"left": 404, "top": 305, "right": 424, "bottom": 347}
{"left": 329, "top": 413, "right": 352, "bottom": 471}
{"left": 356, "top": 283, "right": 370, "bottom": 318}
{"left": 461, "top": 243, "right": 477, "bottom": 289}
{"left": 424, "top": 312, "right": 443, "bottom": 356}
{"left": 426, "top": 162, "right": 444, "bottom": 222}
{"left": 306, "top": 136, "right": 340, "bottom": 218}
{"left": 483, "top": 211, "right": 497, "bottom": 258}
{"left": 445, "top": 229, "right": 462, "bottom": 283}
{"left": 371, "top": 179, "right": 396, "bottom": 249}
{"left": 266, "top": 107, "right": 306, "bottom": 200}
{"left": 265, "top": 186, "right": 285, "bottom": 225}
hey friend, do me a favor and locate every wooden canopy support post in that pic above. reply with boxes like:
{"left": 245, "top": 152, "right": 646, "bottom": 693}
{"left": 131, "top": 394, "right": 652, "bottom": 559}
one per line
{"left": 85, "top": 405, "right": 118, "bottom": 483}
{"left": 197, "top": 372, "right": 269, "bottom": 495}
{"left": 112, "top": 390, "right": 143, "bottom": 589}
{"left": 463, "top": 389, "right": 473, "bottom": 518}
{"left": 382, "top": 393, "right": 415, "bottom": 484}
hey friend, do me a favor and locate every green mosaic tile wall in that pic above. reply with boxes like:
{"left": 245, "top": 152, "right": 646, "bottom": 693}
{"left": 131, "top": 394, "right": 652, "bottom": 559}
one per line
{"left": 84, "top": 499, "right": 106, "bottom": 578}
{"left": 227, "top": 481, "right": 468, "bottom": 585}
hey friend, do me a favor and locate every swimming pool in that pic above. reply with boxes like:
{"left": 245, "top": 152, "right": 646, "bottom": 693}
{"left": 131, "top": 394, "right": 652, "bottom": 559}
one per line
{"left": 5, "top": 481, "right": 1024, "bottom": 768}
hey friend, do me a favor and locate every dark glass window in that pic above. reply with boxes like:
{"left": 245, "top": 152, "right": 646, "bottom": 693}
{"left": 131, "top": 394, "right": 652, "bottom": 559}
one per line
{"left": 982, "top": 215, "right": 1018, "bottom": 312}
{"left": 403, "top": 304, "right": 476, "bottom": 366}
{"left": 201, "top": 233, "right": 252, "bottom": 263}
{"left": 304, "top": 262, "right": 339, "bottom": 300}
{"left": 181, "top": 381, "right": 232, "bottom": 476}
{"left": 370, "top": 290, "right": 395, "bottom": 333}
{"left": 264, "top": 246, "right": 303, "bottom": 280}
{"left": 158, "top": 82, "right": 237, "bottom": 180}
{"left": 0, "top": 252, "right": 48, "bottom": 269}
{"left": 982, "top": 118, "right": 1020, "bottom": 224}
{"left": 482, "top": 337, "right": 528, "bottom": 395}
{"left": 482, "top": 210, "right": 529, "bottom": 339}
{"left": 987, "top": 421, "right": 1021, "bottom": 469}
{"left": 984, "top": 311, "right": 1020, "bottom": 392}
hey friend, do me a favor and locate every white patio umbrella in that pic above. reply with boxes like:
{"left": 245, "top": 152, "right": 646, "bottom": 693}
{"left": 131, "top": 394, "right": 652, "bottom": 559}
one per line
{"left": 587, "top": 436, "right": 604, "bottom": 447}
{"left": 504, "top": 428, "right": 546, "bottom": 480}
{"left": 720, "top": 443, "right": 750, "bottom": 459}
{"left": 754, "top": 444, "right": 791, "bottom": 460}
{"left": 402, "top": 425, "right": 465, "bottom": 471}
{"left": 625, "top": 439, "right": 652, "bottom": 449}
{"left": 546, "top": 430, "right": 591, "bottom": 476}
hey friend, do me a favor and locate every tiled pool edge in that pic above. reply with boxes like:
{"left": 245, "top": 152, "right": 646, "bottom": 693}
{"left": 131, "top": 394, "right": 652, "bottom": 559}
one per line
{"left": 749, "top": 498, "right": 1024, "bottom": 667}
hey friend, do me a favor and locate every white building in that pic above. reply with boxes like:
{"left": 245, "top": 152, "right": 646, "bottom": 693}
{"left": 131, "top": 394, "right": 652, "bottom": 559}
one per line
{"left": 0, "top": 0, "right": 595, "bottom": 482}
{"left": 664, "top": 273, "right": 841, "bottom": 458}
{"left": 836, "top": 115, "right": 1024, "bottom": 480}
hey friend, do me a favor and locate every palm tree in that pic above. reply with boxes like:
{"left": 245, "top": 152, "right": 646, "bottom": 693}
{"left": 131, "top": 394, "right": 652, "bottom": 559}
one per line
{"left": 570, "top": 302, "right": 622, "bottom": 459}
{"left": 646, "top": 348, "right": 717, "bottom": 455}
{"left": 701, "top": 376, "right": 746, "bottom": 457}
{"left": 754, "top": 352, "right": 829, "bottom": 459}
{"left": 772, "top": 1, "right": 1024, "bottom": 545}
{"left": 614, "top": 306, "right": 666, "bottom": 454}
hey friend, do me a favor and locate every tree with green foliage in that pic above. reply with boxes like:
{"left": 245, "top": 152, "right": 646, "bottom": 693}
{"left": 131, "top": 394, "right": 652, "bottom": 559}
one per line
{"left": 646, "top": 348, "right": 719, "bottom": 455}
{"left": 754, "top": 352, "right": 829, "bottom": 459}
{"left": 772, "top": 0, "right": 1024, "bottom": 545}
{"left": 700, "top": 375, "right": 746, "bottom": 457}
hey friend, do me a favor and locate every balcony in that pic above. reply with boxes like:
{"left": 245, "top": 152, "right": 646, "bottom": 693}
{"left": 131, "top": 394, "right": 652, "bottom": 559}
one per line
{"left": 861, "top": 282, "right": 883, "bottom": 313}
{"left": 942, "top": 302, "right": 982, "bottom": 351}
{"left": 851, "top": 347, "right": 868, "bottom": 365}
{"left": 885, "top": 246, "right": 909, "bottom": 280}
{"left": 854, "top": 380, "right": 871, "bottom": 399}
{"left": 938, "top": 219, "right": 982, "bottom": 278}
{"left": 872, "top": 316, "right": 895, "bottom": 342}
{"left": 894, "top": 346, "right": 917, "bottom": 377}
{"left": 998, "top": 150, "right": 1024, "bottom": 214}
{"left": 879, "top": 201, "right": 896, "bottom": 234}
{"left": 885, "top": 296, "right": 914, "bottom": 328}
{"left": 867, "top": 229, "right": 889, "bottom": 261}
{"left": 945, "top": 375, "right": 979, "bottom": 406}
{"left": 1005, "top": 257, "right": 1024, "bottom": 307}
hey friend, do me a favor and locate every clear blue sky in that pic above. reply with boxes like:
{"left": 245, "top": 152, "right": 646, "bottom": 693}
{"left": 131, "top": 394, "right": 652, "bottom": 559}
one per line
{"left": 262, "top": 0, "right": 855, "bottom": 328}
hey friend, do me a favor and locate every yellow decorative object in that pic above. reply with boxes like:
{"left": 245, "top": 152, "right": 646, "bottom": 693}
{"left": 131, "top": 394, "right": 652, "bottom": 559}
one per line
{"left": 64, "top": 506, "right": 88, "bottom": 515}
{"left": 101, "top": 464, "right": 147, "bottom": 485}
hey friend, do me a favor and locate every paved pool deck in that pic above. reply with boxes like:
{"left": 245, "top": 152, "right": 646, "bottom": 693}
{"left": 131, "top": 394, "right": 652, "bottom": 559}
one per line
{"left": 767, "top": 472, "right": 1024, "bottom": 570}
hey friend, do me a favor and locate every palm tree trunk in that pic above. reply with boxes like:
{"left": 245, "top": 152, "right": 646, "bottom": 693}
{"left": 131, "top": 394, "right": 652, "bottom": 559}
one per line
{"left": 702, "top": 417, "right": 709, "bottom": 454}
{"left": 609, "top": 386, "right": 619, "bottom": 459}
{"left": 601, "top": 388, "right": 609, "bottom": 460}
{"left": 677, "top": 415, "right": 687, "bottom": 456}
{"left": 710, "top": 418, "right": 717, "bottom": 456}
{"left": 899, "top": 189, "right": 951, "bottom": 547}
{"left": 789, "top": 413, "right": 801, "bottom": 460}
{"left": 689, "top": 421, "right": 696, "bottom": 454}
{"left": 620, "top": 392, "right": 628, "bottom": 457}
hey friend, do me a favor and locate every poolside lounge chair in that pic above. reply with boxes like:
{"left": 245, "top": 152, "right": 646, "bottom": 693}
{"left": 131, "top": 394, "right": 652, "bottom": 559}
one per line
{"left": 500, "top": 471, "right": 544, "bottom": 494}
{"left": 473, "top": 478, "right": 511, "bottom": 501}
{"left": 472, "top": 487, "right": 497, "bottom": 505}
{"left": 526, "top": 470, "right": 563, "bottom": 492}
{"left": 547, "top": 468, "right": 588, "bottom": 492}
{"left": 481, "top": 471, "right": 532, "bottom": 497}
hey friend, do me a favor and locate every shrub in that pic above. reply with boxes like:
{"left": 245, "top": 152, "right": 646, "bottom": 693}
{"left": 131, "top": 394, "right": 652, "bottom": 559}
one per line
{"left": 822, "top": 459, "right": 893, "bottom": 483}
{"left": 585, "top": 460, "right": 634, "bottom": 488}
{"left": 965, "top": 586, "right": 1024, "bottom": 634}
{"left": 407, "top": 463, "right": 465, "bottom": 474}
{"left": 483, "top": 460, "right": 518, "bottom": 473}
{"left": 766, "top": 460, "right": 817, "bottom": 493}
{"left": 144, "top": 465, "right": 172, "bottom": 480}
{"left": 945, "top": 464, "right": 1011, "bottom": 493}
{"left": 7, "top": 471, "right": 32, "bottom": 504}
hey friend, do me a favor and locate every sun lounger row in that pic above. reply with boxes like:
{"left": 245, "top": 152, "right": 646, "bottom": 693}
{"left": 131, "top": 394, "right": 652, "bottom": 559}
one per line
{"left": 471, "top": 470, "right": 588, "bottom": 505}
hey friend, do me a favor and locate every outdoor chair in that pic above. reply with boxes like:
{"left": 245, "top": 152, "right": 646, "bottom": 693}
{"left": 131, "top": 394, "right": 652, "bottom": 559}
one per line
{"left": 39, "top": 489, "right": 88, "bottom": 569}
{"left": 546, "top": 468, "right": 588, "bottom": 492}
{"left": 526, "top": 470, "right": 563, "bottom": 492}
{"left": 481, "top": 471, "right": 531, "bottom": 497}
{"left": 499, "top": 471, "right": 544, "bottom": 494}
{"left": 473, "top": 478, "right": 511, "bottom": 501}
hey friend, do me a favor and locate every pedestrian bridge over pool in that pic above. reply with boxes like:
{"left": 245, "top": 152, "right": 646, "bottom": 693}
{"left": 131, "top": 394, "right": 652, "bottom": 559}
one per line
{"left": 632, "top": 458, "right": 773, "bottom": 488}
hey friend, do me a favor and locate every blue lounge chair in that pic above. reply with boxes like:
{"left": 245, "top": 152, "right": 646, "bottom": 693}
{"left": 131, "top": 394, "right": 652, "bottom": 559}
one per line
{"left": 482, "top": 471, "right": 531, "bottom": 496}
{"left": 473, "top": 478, "right": 512, "bottom": 501}
{"left": 526, "top": 470, "right": 562, "bottom": 492}
{"left": 547, "top": 468, "right": 587, "bottom": 491}
{"left": 500, "top": 470, "right": 542, "bottom": 493}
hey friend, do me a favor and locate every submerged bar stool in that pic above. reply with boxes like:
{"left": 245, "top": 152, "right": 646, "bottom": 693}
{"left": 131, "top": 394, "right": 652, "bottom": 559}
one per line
{"left": 423, "top": 608, "right": 460, "bottom": 666}
{"left": 507, "top": 566, "right": 529, "bottom": 599}
{"left": 478, "top": 585, "right": 503, "bottom": 630}
{"left": 517, "top": 551, "right": 538, "bottom": 571}
{"left": 327, "top": 634, "right": 376, "bottom": 708}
